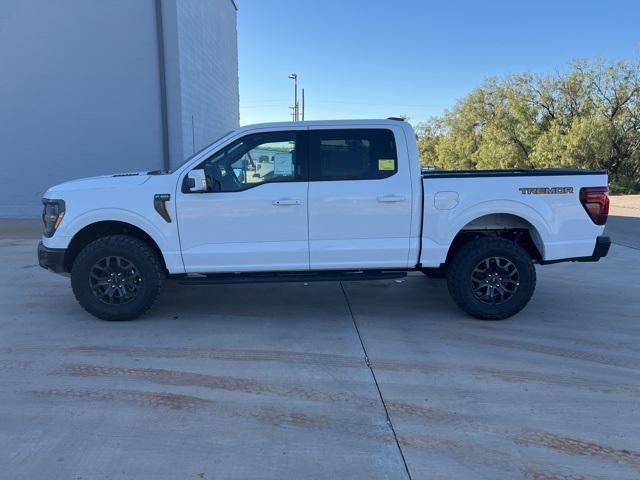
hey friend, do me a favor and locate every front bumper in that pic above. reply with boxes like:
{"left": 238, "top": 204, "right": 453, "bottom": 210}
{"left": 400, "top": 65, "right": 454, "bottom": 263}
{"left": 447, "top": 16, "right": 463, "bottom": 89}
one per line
{"left": 38, "top": 241, "right": 67, "bottom": 274}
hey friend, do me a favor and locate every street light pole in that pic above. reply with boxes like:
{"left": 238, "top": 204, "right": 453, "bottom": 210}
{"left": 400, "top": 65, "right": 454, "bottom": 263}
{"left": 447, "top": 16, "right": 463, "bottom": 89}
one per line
{"left": 288, "top": 73, "right": 298, "bottom": 121}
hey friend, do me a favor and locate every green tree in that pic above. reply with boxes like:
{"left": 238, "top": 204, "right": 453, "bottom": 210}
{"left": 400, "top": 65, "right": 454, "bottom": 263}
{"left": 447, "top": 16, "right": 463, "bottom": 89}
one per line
{"left": 416, "top": 58, "right": 640, "bottom": 192}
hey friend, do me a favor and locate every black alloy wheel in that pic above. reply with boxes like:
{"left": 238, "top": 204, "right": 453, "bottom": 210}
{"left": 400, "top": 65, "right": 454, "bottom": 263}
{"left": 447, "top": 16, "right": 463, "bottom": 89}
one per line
{"left": 446, "top": 237, "right": 536, "bottom": 320}
{"left": 71, "top": 235, "right": 164, "bottom": 321}
{"left": 89, "top": 256, "right": 143, "bottom": 305}
{"left": 470, "top": 256, "right": 520, "bottom": 305}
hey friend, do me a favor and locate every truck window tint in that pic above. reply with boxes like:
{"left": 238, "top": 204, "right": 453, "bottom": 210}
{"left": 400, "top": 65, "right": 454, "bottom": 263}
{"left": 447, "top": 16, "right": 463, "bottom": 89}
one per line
{"left": 309, "top": 129, "right": 398, "bottom": 181}
{"left": 198, "top": 132, "right": 299, "bottom": 192}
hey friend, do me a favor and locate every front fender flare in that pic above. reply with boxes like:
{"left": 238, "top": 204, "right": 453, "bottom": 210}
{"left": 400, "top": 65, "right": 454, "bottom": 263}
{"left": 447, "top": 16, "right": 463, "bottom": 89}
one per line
{"left": 62, "top": 209, "right": 169, "bottom": 251}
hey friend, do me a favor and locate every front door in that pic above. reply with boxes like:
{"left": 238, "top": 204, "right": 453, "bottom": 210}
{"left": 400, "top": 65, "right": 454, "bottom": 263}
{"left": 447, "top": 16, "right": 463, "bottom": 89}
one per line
{"left": 307, "top": 127, "right": 413, "bottom": 269}
{"left": 176, "top": 130, "right": 309, "bottom": 273}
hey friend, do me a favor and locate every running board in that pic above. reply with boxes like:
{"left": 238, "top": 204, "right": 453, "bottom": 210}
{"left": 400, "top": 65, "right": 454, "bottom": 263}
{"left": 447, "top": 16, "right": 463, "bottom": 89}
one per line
{"left": 175, "top": 270, "right": 407, "bottom": 286}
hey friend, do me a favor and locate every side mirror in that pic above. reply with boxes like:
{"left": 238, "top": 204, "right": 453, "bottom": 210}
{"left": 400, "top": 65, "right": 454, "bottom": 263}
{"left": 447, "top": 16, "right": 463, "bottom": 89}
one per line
{"left": 187, "top": 169, "right": 208, "bottom": 193}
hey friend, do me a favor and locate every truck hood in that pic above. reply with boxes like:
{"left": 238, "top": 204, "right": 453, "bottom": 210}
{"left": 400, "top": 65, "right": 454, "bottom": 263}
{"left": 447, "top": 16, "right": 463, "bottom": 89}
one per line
{"left": 44, "top": 172, "right": 152, "bottom": 196}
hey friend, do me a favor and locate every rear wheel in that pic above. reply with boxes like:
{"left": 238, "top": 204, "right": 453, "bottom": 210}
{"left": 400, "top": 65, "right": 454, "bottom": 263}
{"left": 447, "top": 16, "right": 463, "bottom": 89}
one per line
{"left": 71, "top": 235, "right": 164, "bottom": 321}
{"left": 446, "top": 237, "right": 535, "bottom": 320}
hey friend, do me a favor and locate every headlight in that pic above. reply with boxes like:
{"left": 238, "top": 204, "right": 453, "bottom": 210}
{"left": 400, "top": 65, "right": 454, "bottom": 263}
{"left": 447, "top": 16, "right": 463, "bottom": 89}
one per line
{"left": 42, "top": 199, "right": 65, "bottom": 237}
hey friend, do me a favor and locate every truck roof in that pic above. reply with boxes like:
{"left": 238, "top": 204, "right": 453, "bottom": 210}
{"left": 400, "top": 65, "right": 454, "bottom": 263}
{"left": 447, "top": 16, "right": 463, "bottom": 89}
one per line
{"left": 237, "top": 118, "right": 408, "bottom": 131}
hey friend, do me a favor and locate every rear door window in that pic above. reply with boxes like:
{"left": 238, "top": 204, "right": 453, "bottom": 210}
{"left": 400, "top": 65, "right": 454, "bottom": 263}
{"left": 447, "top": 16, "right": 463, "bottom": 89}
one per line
{"left": 309, "top": 129, "right": 398, "bottom": 181}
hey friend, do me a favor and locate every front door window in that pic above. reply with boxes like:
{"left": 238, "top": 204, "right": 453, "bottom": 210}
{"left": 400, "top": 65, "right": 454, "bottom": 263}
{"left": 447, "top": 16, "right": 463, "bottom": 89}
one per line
{"left": 197, "top": 132, "right": 300, "bottom": 192}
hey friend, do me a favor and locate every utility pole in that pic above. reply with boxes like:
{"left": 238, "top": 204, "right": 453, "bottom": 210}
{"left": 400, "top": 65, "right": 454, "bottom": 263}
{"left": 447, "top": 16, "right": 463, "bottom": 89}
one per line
{"left": 288, "top": 73, "right": 298, "bottom": 121}
{"left": 301, "top": 88, "right": 305, "bottom": 121}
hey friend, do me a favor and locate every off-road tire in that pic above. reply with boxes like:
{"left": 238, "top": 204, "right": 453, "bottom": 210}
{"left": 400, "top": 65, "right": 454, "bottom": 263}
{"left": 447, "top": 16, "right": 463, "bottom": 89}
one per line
{"left": 71, "top": 235, "right": 165, "bottom": 321}
{"left": 446, "top": 237, "right": 536, "bottom": 320}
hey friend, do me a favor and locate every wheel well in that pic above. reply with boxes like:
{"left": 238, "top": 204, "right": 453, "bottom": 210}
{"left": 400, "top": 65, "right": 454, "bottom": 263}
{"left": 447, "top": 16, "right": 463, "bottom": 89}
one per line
{"left": 444, "top": 214, "right": 543, "bottom": 267}
{"left": 64, "top": 221, "right": 167, "bottom": 273}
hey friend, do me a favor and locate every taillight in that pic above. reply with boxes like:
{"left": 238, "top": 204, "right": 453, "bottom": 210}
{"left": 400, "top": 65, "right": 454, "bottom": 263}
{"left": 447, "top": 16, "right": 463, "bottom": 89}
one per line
{"left": 579, "top": 187, "right": 609, "bottom": 225}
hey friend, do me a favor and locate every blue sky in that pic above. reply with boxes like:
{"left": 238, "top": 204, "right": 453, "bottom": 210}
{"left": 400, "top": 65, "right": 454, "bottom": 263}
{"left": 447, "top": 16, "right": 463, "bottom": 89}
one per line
{"left": 237, "top": 0, "right": 639, "bottom": 125}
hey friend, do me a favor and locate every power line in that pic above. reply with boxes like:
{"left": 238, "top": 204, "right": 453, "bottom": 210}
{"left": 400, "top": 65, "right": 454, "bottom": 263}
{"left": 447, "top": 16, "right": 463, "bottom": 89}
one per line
{"left": 312, "top": 100, "right": 447, "bottom": 108}
{"left": 240, "top": 104, "right": 289, "bottom": 109}
{"left": 242, "top": 100, "right": 450, "bottom": 108}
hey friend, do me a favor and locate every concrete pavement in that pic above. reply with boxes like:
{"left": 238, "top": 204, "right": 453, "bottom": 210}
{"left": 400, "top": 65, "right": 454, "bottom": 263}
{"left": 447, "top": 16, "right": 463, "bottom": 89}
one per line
{"left": 0, "top": 206, "right": 638, "bottom": 479}
{"left": 606, "top": 194, "right": 640, "bottom": 249}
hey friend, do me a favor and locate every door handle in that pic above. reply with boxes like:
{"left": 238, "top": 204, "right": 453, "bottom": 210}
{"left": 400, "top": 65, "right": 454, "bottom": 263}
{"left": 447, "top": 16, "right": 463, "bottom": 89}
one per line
{"left": 377, "top": 194, "right": 406, "bottom": 203}
{"left": 272, "top": 198, "right": 302, "bottom": 206}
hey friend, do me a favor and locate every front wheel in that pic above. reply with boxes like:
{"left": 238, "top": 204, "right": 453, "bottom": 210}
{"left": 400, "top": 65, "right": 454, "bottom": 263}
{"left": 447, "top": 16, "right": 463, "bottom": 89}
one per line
{"left": 446, "top": 237, "right": 536, "bottom": 320}
{"left": 71, "top": 235, "right": 165, "bottom": 321}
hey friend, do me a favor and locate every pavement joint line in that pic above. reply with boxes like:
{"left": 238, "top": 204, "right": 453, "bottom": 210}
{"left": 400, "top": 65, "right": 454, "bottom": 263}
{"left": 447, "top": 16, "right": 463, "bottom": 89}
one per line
{"left": 339, "top": 281, "right": 413, "bottom": 480}
{"left": 613, "top": 240, "right": 640, "bottom": 251}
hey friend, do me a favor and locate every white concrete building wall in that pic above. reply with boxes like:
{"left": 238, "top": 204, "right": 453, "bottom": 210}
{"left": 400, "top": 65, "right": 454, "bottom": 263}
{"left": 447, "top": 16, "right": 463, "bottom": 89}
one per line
{"left": 176, "top": 0, "right": 240, "bottom": 161}
{"left": 0, "top": 0, "right": 239, "bottom": 217}
{"left": 0, "top": 0, "right": 164, "bottom": 217}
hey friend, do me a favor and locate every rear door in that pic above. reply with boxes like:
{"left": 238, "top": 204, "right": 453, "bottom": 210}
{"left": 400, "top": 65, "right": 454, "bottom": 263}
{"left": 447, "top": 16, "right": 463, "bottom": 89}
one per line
{"left": 307, "top": 127, "right": 413, "bottom": 269}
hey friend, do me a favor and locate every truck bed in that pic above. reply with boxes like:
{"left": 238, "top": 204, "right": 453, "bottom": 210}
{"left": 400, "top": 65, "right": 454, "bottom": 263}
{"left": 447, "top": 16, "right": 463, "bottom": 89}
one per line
{"left": 419, "top": 168, "right": 609, "bottom": 267}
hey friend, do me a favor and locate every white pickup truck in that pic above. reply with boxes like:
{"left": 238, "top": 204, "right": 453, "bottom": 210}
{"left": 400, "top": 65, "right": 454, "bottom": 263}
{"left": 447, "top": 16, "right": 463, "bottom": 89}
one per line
{"left": 38, "top": 119, "right": 611, "bottom": 321}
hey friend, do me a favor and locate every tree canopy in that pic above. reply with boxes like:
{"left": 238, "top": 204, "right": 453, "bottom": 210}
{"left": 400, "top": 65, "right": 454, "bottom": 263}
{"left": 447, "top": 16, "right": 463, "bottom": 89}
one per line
{"left": 416, "top": 58, "right": 640, "bottom": 193}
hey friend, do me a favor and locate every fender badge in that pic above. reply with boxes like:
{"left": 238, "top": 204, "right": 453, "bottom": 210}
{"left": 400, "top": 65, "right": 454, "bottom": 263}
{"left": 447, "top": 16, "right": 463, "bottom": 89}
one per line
{"left": 519, "top": 187, "right": 574, "bottom": 195}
